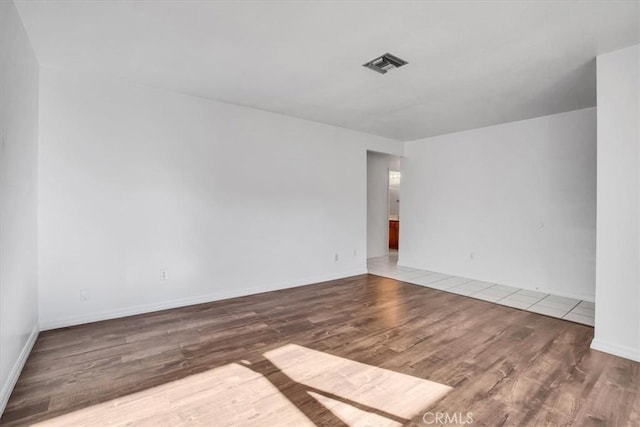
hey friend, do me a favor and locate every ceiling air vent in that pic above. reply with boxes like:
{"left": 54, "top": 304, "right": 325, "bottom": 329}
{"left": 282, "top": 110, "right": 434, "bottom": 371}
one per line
{"left": 363, "top": 53, "right": 408, "bottom": 74}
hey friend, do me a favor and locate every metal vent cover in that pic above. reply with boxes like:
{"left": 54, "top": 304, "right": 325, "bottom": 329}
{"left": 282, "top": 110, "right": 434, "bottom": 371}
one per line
{"left": 363, "top": 53, "right": 408, "bottom": 74}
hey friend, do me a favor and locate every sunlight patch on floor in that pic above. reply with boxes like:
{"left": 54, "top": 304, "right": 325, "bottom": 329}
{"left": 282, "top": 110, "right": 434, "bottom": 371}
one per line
{"left": 33, "top": 363, "right": 314, "bottom": 427}
{"left": 264, "top": 343, "right": 452, "bottom": 420}
{"left": 34, "top": 344, "right": 451, "bottom": 426}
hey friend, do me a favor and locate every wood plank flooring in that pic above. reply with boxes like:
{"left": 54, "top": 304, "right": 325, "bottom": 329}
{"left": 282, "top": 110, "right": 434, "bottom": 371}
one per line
{"left": 2, "top": 274, "right": 639, "bottom": 426}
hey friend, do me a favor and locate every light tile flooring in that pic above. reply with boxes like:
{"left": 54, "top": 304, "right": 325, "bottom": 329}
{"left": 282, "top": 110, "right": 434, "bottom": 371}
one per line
{"left": 367, "top": 252, "right": 595, "bottom": 326}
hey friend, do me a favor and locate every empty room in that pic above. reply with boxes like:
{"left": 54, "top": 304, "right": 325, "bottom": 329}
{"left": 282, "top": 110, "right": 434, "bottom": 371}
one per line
{"left": 1, "top": 0, "right": 639, "bottom": 425}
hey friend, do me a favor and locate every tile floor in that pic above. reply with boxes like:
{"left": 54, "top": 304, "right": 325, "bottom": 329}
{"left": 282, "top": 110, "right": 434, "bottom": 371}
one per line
{"left": 367, "top": 252, "right": 594, "bottom": 326}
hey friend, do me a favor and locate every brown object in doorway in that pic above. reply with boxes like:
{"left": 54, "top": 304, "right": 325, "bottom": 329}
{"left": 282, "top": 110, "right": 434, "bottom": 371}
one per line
{"left": 389, "top": 219, "right": 399, "bottom": 249}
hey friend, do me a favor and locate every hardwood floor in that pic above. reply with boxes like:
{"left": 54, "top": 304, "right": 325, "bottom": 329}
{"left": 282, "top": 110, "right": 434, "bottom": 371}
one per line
{"left": 2, "top": 274, "right": 639, "bottom": 426}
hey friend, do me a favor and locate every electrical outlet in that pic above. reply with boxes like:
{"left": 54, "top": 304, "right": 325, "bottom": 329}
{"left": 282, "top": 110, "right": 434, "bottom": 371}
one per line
{"left": 160, "top": 269, "right": 168, "bottom": 280}
{"left": 334, "top": 253, "right": 339, "bottom": 262}
{"left": 80, "top": 289, "right": 89, "bottom": 301}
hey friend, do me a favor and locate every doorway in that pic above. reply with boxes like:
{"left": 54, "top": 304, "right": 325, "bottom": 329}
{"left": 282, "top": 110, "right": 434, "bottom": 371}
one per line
{"left": 388, "top": 170, "right": 400, "bottom": 251}
{"left": 366, "top": 151, "right": 402, "bottom": 260}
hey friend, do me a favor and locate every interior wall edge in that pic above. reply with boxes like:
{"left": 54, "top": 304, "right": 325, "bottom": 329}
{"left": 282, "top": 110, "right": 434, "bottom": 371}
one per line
{"left": 0, "top": 325, "right": 39, "bottom": 415}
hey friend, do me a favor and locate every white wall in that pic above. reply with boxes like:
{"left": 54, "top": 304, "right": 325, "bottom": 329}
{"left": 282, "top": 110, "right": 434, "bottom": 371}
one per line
{"left": 0, "top": 0, "right": 40, "bottom": 413}
{"left": 367, "top": 152, "right": 402, "bottom": 258}
{"left": 401, "top": 108, "right": 597, "bottom": 301}
{"left": 38, "top": 67, "right": 400, "bottom": 329}
{"left": 592, "top": 44, "right": 640, "bottom": 362}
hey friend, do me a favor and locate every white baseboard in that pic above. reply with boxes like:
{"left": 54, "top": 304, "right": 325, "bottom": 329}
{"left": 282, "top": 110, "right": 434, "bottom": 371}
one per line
{"left": 40, "top": 269, "right": 368, "bottom": 331}
{"left": 0, "top": 324, "right": 39, "bottom": 415}
{"left": 507, "top": 284, "right": 593, "bottom": 303}
{"left": 396, "top": 263, "right": 595, "bottom": 302}
{"left": 590, "top": 338, "right": 640, "bottom": 362}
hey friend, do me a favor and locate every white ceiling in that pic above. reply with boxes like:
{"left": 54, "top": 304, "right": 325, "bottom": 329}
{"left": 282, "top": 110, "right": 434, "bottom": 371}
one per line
{"left": 14, "top": 0, "right": 640, "bottom": 141}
